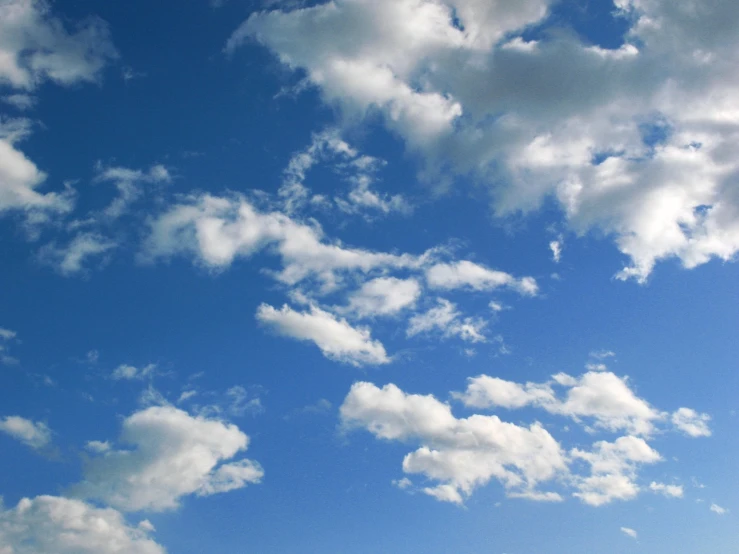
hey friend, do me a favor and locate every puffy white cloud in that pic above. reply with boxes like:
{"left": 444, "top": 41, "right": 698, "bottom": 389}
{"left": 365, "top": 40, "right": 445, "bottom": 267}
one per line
{"left": 0, "top": 495, "right": 165, "bottom": 554}
{"left": 649, "top": 481, "right": 684, "bottom": 498}
{"left": 71, "top": 405, "right": 262, "bottom": 512}
{"left": 235, "top": 0, "right": 739, "bottom": 281}
{"left": 407, "top": 298, "right": 487, "bottom": 343}
{"left": 340, "top": 381, "right": 567, "bottom": 504}
{"left": 344, "top": 277, "right": 421, "bottom": 317}
{"left": 621, "top": 527, "right": 638, "bottom": 539}
{"left": 671, "top": 407, "right": 711, "bottom": 437}
{"left": 455, "top": 370, "right": 665, "bottom": 436}
{"left": 257, "top": 303, "right": 389, "bottom": 366}
{"left": 425, "top": 261, "right": 538, "bottom": 296}
{"left": 710, "top": 503, "right": 727, "bottom": 515}
{"left": 0, "top": 0, "right": 117, "bottom": 90}
{"left": 0, "top": 415, "right": 51, "bottom": 449}
{"left": 571, "top": 436, "right": 662, "bottom": 506}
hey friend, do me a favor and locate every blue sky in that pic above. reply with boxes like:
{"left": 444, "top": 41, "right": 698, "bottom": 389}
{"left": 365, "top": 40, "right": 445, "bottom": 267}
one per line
{"left": 1, "top": 0, "right": 738, "bottom": 552}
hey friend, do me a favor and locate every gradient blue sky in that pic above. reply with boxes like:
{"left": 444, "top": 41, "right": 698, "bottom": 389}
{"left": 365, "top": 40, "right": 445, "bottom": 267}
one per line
{"left": 1, "top": 0, "right": 738, "bottom": 552}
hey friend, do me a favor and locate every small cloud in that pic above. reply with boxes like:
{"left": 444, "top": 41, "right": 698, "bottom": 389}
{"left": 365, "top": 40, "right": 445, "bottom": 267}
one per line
{"left": 620, "top": 527, "right": 638, "bottom": 539}
{"left": 672, "top": 408, "right": 711, "bottom": 437}
{"left": 85, "top": 440, "right": 112, "bottom": 454}
{"left": 111, "top": 363, "right": 157, "bottom": 381}
{"left": 585, "top": 363, "right": 608, "bottom": 371}
{"left": 549, "top": 240, "right": 562, "bottom": 263}
{"left": 0, "top": 416, "right": 52, "bottom": 450}
{"left": 393, "top": 477, "right": 412, "bottom": 490}
{"left": 710, "top": 503, "right": 727, "bottom": 515}
{"left": 649, "top": 482, "right": 683, "bottom": 498}
{"left": 122, "top": 66, "right": 146, "bottom": 82}
{"left": 589, "top": 350, "right": 616, "bottom": 360}
{"left": 177, "top": 390, "right": 197, "bottom": 403}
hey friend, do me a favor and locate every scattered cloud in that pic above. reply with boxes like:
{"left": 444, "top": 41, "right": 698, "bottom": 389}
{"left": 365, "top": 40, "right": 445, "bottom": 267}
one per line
{"left": 671, "top": 408, "right": 712, "bottom": 437}
{"left": 649, "top": 482, "right": 684, "bottom": 498}
{"left": 38, "top": 232, "right": 117, "bottom": 276}
{"left": 425, "top": 261, "right": 538, "bottom": 296}
{"left": 111, "top": 363, "right": 157, "bottom": 381}
{"left": 407, "top": 298, "right": 487, "bottom": 343}
{"left": 710, "top": 503, "right": 727, "bottom": 515}
{"left": 343, "top": 277, "right": 421, "bottom": 317}
{"left": 621, "top": 527, "right": 638, "bottom": 539}
{"left": 257, "top": 303, "right": 390, "bottom": 366}
{"left": 0, "top": 416, "right": 51, "bottom": 450}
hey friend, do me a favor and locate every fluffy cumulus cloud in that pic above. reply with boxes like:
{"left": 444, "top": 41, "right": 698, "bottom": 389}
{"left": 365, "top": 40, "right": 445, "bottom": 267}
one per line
{"left": 340, "top": 381, "right": 567, "bottom": 504}
{"left": 341, "top": 366, "right": 710, "bottom": 506}
{"left": 452, "top": 370, "right": 704, "bottom": 437}
{"left": 571, "top": 436, "right": 661, "bottom": 506}
{"left": 0, "top": 415, "right": 51, "bottom": 449}
{"left": 234, "top": 0, "right": 739, "bottom": 282}
{"left": 71, "top": 405, "right": 263, "bottom": 512}
{"left": 344, "top": 277, "right": 421, "bottom": 317}
{"left": 0, "top": 495, "right": 164, "bottom": 554}
{"left": 257, "top": 303, "right": 390, "bottom": 366}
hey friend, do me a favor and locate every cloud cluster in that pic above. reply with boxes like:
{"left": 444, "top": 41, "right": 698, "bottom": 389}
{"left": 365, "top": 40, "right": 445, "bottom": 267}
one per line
{"left": 144, "top": 193, "right": 537, "bottom": 364}
{"left": 340, "top": 367, "right": 710, "bottom": 506}
{"left": 236, "top": 0, "right": 739, "bottom": 281}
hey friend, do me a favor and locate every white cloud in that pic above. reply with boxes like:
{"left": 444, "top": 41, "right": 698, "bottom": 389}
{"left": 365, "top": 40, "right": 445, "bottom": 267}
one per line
{"left": 1, "top": 93, "right": 35, "bottom": 110}
{"left": 621, "top": 527, "right": 638, "bottom": 539}
{"left": 0, "top": 118, "right": 73, "bottom": 215}
{"left": 710, "top": 503, "right": 727, "bottom": 515}
{"left": 71, "top": 405, "right": 262, "bottom": 512}
{"left": 257, "top": 303, "right": 389, "bottom": 366}
{"left": 0, "top": 328, "right": 16, "bottom": 340}
{"left": 111, "top": 363, "right": 157, "bottom": 381}
{"left": 235, "top": 0, "right": 739, "bottom": 282}
{"left": 572, "top": 436, "right": 662, "bottom": 506}
{"left": 0, "top": 0, "right": 117, "bottom": 90}
{"left": 455, "top": 370, "right": 666, "bottom": 436}
{"left": 94, "top": 163, "right": 171, "bottom": 219}
{"left": 344, "top": 277, "right": 421, "bottom": 317}
{"left": 142, "top": 193, "right": 420, "bottom": 288}
{"left": 279, "top": 128, "right": 409, "bottom": 217}
{"left": 0, "top": 415, "right": 51, "bottom": 449}
{"left": 671, "top": 407, "right": 712, "bottom": 437}
{"left": 407, "top": 298, "right": 487, "bottom": 343}
{"left": 38, "top": 232, "right": 117, "bottom": 276}
{"left": 340, "top": 381, "right": 567, "bottom": 504}
{"left": 549, "top": 240, "right": 562, "bottom": 263}
{"left": 649, "top": 481, "right": 684, "bottom": 498}
{"left": 425, "top": 261, "right": 538, "bottom": 296}
{"left": 0, "top": 495, "right": 164, "bottom": 554}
